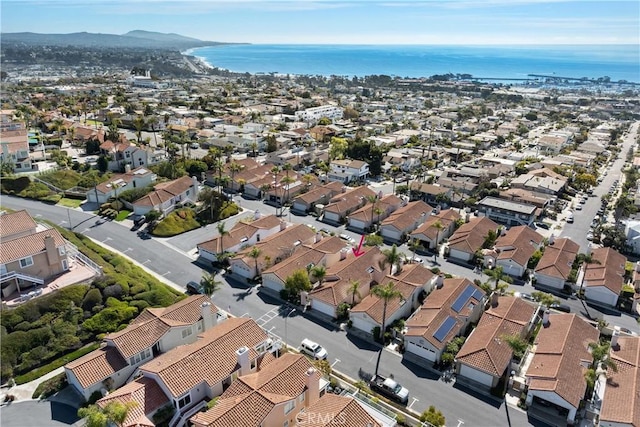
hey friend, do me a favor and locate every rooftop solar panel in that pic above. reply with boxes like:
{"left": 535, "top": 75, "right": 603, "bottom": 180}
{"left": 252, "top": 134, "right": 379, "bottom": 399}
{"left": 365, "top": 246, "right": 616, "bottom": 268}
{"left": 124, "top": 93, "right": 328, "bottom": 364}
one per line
{"left": 451, "top": 284, "right": 475, "bottom": 312}
{"left": 433, "top": 315, "right": 457, "bottom": 342}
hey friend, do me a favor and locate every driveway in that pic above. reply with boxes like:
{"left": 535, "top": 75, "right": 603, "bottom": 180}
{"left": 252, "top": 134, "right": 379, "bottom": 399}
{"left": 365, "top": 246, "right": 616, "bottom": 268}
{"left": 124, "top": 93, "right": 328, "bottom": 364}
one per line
{"left": 0, "top": 400, "right": 82, "bottom": 427}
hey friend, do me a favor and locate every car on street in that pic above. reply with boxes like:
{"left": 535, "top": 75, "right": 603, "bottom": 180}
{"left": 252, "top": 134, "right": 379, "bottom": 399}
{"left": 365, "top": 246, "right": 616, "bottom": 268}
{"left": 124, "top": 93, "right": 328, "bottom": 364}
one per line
{"left": 550, "top": 303, "right": 571, "bottom": 313}
{"left": 534, "top": 222, "right": 551, "bottom": 230}
{"left": 576, "top": 204, "right": 582, "bottom": 211}
{"left": 586, "top": 233, "right": 594, "bottom": 241}
{"left": 319, "top": 228, "right": 331, "bottom": 235}
{"left": 186, "top": 281, "right": 204, "bottom": 295}
{"left": 300, "top": 338, "right": 328, "bottom": 360}
{"left": 369, "top": 374, "right": 409, "bottom": 404}
{"left": 339, "top": 233, "right": 355, "bottom": 244}
{"left": 406, "top": 255, "right": 423, "bottom": 264}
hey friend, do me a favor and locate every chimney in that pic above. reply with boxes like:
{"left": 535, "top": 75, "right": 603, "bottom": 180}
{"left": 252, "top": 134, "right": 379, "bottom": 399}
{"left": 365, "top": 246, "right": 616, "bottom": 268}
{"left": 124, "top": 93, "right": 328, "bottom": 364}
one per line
{"left": 280, "top": 220, "right": 287, "bottom": 231}
{"left": 236, "top": 346, "right": 251, "bottom": 376}
{"left": 491, "top": 292, "right": 499, "bottom": 307}
{"left": 201, "top": 301, "right": 216, "bottom": 330}
{"left": 340, "top": 248, "right": 348, "bottom": 260}
{"left": 44, "top": 235, "right": 58, "bottom": 266}
{"left": 125, "top": 164, "right": 132, "bottom": 173}
{"left": 611, "top": 330, "right": 620, "bottom": 350}
{"left": 315, "top": 232, "right": 322, "bottom": 243}
{"left": 435, "top": 274, "right": 444, "bottom": 289}
{"left": 305, "top": 367, "right": 319, "bottom": 406}
{"left": 254, "top": 210, "right": 262, "bottom": 220}
{"left": 341, "top": 186, "right": 347, "bottom": 193}
{"left": 542, "top": 309, "right": 550, "bottom": 327}
{"left": 548, "top": 234, "right": 555, "bottom": 245}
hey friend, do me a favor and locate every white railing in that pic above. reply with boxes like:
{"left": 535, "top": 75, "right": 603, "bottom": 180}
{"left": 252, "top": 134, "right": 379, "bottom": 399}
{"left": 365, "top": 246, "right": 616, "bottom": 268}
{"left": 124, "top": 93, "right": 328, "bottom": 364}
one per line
{"left": 65, "top": 242, "right": 103, "bottom": 276}
{"left": 0, "top": 271, "right": 45, "bottom": 285}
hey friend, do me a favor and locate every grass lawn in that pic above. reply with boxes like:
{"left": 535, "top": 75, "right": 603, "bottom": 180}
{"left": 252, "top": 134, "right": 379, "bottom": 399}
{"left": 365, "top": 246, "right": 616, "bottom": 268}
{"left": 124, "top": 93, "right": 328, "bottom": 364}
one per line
{"left": 115, "top": 210, "right": 132, "bottom": 221}
{"left": 57, "top": 198, "right": 84, "bottom": 208}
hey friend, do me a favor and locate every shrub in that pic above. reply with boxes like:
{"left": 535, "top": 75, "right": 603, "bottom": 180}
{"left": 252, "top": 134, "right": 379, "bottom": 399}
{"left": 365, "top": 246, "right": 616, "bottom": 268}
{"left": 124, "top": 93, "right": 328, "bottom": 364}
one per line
{"left": 82, "top": 289, "right": 103, "bottom": 312}
{"left": 82, "top": 298, "right": 138, "bottom": 334}
{"left": 152, "top": 208, "right": 200, "bottom": 237}
{"left": 420, "top": 405, "right": 446, "bottom": 427}
{"left": 117, "top": 186, "right": 154, "bottom": 203}
{"left": 37, "top": 170, "right": 82, "bottom": 190}
{"left": 32, "top": 373, "right": 67, "bottom": 399}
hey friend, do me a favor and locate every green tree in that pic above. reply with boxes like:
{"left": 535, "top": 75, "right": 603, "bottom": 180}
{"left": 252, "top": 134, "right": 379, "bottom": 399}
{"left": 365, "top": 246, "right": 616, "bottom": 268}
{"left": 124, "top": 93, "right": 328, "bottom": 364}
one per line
{"left": 348, "top": 279, "right": 361, "bottom": 306}
{"left": 133, "top": 115, "right": 146, "bottom": 144}
{"left": 284, "top": 269, "right": 312, "bottom": 297}
{"left": 501, "top": 333, "right": 529, "bottom": 360}
{"left": 329, "top": 137, "right": 348, "bottom": 161}
{"left": 200, "top": 272, "right": 222, "bottom": 298}
{"left": 365, "top": 234, "right": 384, "bottom": 247}
{"left": 531, "top": 291, "right": 559, "bottom": 307}
{"left": 216, "top": 221, "right": 229, "bottom": 258}
{"left": 310, "top": 265, "right": 327, "bottom": 287}
{"left": 248, "top": 247, "right": 262, "bottom": 277}
{"left": 78, "top": 401, "right": 138, "bottom": 427}
{"left": 419, "top": 405, "right": 446, "bottom": 427}
{"left": 482, "top": 265, "right": 513, "bottom": 290}
{"left": 371, "top": 281, "right": 402, "bottom": 376}
{"left": 382, "top": 244, "right": 402, "bottom": 275}
{"left": 431, "top": 220, "right": 444, "bottom": 261}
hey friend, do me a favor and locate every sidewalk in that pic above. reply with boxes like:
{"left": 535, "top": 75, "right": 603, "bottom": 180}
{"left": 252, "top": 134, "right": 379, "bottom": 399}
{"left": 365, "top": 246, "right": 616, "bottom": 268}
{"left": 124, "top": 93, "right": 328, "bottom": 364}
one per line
{"left": 0, "top": 367, "right": 65, "bottom": 403}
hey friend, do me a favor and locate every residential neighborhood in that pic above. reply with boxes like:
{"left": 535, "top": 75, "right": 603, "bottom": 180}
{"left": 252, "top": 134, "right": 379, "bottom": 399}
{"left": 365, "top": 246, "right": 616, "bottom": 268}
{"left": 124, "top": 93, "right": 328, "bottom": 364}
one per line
{"left": 1, "top": 52, "right": 640, "bottom": 427}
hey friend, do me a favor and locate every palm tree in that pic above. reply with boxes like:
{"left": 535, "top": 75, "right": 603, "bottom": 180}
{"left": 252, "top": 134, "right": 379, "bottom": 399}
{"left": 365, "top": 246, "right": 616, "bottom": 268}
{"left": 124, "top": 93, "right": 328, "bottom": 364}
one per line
{"left": 409, "top": 238, "right": 421, "bottom": 262}
{"left": 483, "top": 265, "right": 513, "bottom": 290}
{"left": 228, "top": 161, "right": 243, "bottom": 192}
{"left": 271, "top": 166, "right": 281, "bottom": 215}
{"left": 432, "top": 220, "right": 444, "bottom": 261}
{"left": 217, "top": 221, "right": 229, "bottom": 260}
{"left": 382, "top": 244, "right": 402, "bottom": 275}
{"left": 348, "top": 279, "right": 361, "bottom": 306}
{"left": 310, "top": 265, "right": 327, "bottom": 287}
{"left": 371, "top": 281, "right": 402, "bottom": 376}
{"left": 585, "top": 341, "right": 617, "bottom": 390}
{"left": 133, "top": 115, "right": 146, "bottom": 144}
{"left": 248, "top": 247, "right": 262, "bottom": 277}
{"left": 366, "top": 194, "right": 378, "bottom": 231}
{"left": 280, "top": 175, "right": 295, "bottom": 207}
{"left": 200, "top": 272, "right": 222, "bottom": 298}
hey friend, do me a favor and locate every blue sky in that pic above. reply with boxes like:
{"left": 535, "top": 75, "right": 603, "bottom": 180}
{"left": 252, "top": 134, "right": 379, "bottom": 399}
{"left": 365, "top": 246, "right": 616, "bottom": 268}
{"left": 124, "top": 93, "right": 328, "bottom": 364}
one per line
{"left": 1, "top": 0, "right": 638, "bottom": 45}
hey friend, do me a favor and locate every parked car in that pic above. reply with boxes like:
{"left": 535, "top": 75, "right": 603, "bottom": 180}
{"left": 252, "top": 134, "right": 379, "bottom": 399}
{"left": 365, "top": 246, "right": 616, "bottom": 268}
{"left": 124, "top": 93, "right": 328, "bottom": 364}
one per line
{"left": 369, "top": 374, "right": 409, "bottom": 404}
{"left": 576, "top": 205, "right": 582, "bottom": 211}
{"left": 550, "top": 303, "right": 571, "bottom": 313}
{"left": 300, "top": 339, "right": 328, "bottom": 360}
{"left": 339, "top": 233, "right": 355, "bottom": 244}
{"left": 406, "top": 255, "right": 423, "bottom": 264}
{"left": 534, "top": 222, "right": 551, "bottom": 230}
{"left": 186, "top": 281, "right": 204, "bottom": 295}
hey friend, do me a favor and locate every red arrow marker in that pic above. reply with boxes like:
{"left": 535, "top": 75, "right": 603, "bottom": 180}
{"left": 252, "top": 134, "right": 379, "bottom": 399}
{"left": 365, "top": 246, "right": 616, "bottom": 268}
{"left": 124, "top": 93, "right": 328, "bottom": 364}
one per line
{"left": 352, "top": 234, "right": 365, "bottom": 257}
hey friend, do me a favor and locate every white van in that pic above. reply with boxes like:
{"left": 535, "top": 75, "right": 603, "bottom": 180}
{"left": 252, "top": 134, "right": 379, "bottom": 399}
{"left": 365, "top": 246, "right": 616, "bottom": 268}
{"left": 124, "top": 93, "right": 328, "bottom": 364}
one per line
{"left": 300, "top": 338, "right": 328, "bottom": 360}
{"left": 567, "top": 212, "right": 574, "bottom": 223}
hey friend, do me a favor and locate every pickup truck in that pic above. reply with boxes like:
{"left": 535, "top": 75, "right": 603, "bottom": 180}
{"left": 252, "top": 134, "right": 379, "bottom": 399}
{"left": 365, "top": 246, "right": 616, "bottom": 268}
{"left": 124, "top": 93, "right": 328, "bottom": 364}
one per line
{"left": 369, "top": 375, "right": 409, "bottom": 404}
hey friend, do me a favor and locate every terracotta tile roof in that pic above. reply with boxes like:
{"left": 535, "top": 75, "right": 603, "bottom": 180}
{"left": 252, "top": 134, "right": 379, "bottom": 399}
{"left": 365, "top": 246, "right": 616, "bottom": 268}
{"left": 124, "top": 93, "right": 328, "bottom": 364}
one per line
{"left": 133, "top": 176, "right": 196, "bottom": 207}
{"left": 309, "top": 247, "right": 386, "bottom": 307}
{"left": 600, "top": 336, "right": 640, "bottom": 425}
{"left": 380, "top": 200, "right": 433, "bottom": 232}
{"left": 191, "top": 354, "right": 320, "bottom": 427}
{"left": 0, "top": 210, "right": 37, "bottom": 240}
{"left": 350, "top": 264, "right": 434, "bottom": 324}
{"left": 410, "top": 209, "right": 461, "bottom": 240}
{"left": 0, "top": 229, "right": 66, "bottom": 264}
{"left": 297, "top": 394, "right": 382, "bottom": 427}
{"left": 261, "top": 247, "right": 326, "bottom": 282}
{"left": 197, "top": 215, "right": 282, "bottom": 254}
{"left": 583, "top": 247, "right": 626, "bottom": 294}
{"left": 140, "top": 318, "right": 269, "bottom": 398}
{"left": 66, "top": 346, "right": 128, "bottom": 389}
{"left": 324, "top": 187, "right": 376, "bottom": 216}
{"left": 409, "top": 182, "right": 449, "bottom": 195}
{"left": 534, "top": 238, "right": 579, "bottom": 280}
{"left": 526, "top": 314, "right": 599, "bottom": 408}
{"left": 310, "top": 235, "right": 348, "bottom": 254}
{"left": 448, "top": 217, "right": 499, "bottom": 256}
{"left": 95, "top": 167, "right": 153, "bottom": 194}
{"left": 494, "top": 225, "right": 544, "bottom": 268}
{"left": 97, "top": 377, "right": 169, "bottom": 427}
{"left": 232, "top": 224, "right": 316, "bottom": 273}
{"left": 405, "top": 278, "right": 484, "bottom": 350}
{"left": 456, "top": 296, "right": 536, "bottom": 377}
{"left": 107, "top": 295, "right": 217, "bottom": 359}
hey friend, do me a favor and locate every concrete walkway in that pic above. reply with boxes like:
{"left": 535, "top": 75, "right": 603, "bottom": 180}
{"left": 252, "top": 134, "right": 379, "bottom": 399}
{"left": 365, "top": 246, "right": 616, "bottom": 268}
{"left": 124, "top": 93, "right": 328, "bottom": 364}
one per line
{"left": 1, "top": 367, "right": 65, "bottom": 403}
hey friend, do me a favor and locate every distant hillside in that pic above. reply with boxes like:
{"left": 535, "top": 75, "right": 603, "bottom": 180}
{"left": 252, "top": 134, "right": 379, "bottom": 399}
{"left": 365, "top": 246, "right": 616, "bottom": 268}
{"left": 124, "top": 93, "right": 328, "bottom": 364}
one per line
{"left": 0, "top": 31, "right": 224, "bottom": 50}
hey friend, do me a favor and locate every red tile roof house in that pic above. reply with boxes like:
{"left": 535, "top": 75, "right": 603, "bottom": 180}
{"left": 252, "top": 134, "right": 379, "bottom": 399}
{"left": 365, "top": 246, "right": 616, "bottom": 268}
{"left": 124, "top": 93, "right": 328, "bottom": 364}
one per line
{"left": 307, "top": 247, "right": 387, "bottom": 319}
{"left": 347, "top": 194, "right": 404, "bottom": 232}
{"left": 297, "top": 393, "right": 384, "bottom": 427}
{"left": 379, "top": 200, "right": 433, "bottom": 243}
{"left": 0, "top": 210, "right": 69, "bottom": 298}
{"left": 291, "top": 181, "right": 344, "bottom": 214}
{"left": 197, "top": 214, "right": 283, "bottom": 264}
{"left": 524, "top": 313, "right": 599, "bottom": 426}
{"left": 99, "top": 139, "right": 163, "bottom": 172}
{"left": 229, "top": 224, "right": 316, "bottom": 281}
{"left": 533, "top": 238, "right": 579, "bottom": 292}
{"left": 190, "top": 353, "right": 325, "bottom": 427}
{"left": 86, "top": 166, "right": 157, "bottom": 204}
{"left": 65, "top": 296, "right": 220, "bottom": 401}
{"left": 261, "top": 235, "right": 347, "bottom": 294}
{"left": 581, "top": 247, "right": 627, "bottom": 307}
{"left": 409, "top": 208, "right": 461, "bottom": 252}
{"left": 403, "top": 278, "right": 485, "bottom": 364}
{"left": 349, "top": 264, "right": 436, "bottom": 337}
{"left": 455, "top": 295, "right": 538, "bottom": 392}
{"left": 446, "top": 217, "right": 500, "bottom": 264}
{"left": 137, "top": 317, "right": 280, "bottom": 426}
{"left": 96, "top": 377, "right": 170, "bottom": 427}
{"left": 598, "top": 334, "right": 640, "bottom": 427}
{"left": 321, "top": 186, "right": 377, "bottom": 225}
{"left": 484, "top": 225, "right": 544, "bottom": 278}
{"left": 131, "top": 175, "right": 199, "bottom": 216}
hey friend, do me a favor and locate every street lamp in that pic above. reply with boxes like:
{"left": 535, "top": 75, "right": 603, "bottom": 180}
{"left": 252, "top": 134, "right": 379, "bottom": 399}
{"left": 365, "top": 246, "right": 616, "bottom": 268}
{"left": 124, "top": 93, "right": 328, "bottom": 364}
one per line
{"left": 284, "top": 307, "right": 296, "bottom": 351}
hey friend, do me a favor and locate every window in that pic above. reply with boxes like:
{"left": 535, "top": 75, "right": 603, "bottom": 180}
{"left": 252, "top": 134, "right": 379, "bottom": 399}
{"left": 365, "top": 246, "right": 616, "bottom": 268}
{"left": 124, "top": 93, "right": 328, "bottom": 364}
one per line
{"left": 284, "top": 400, "right": 295, "bottom": 414}
{"left": 182, "top": 327, "right": 193, "bottom": 339}
{"left": 299, "top": 393, "right": 305, "bottom": 403}
{"left": 19, "top": 257, "right": 33, "bottom": 268}
{"left": 178, "top": 394, "right": 191, "bottom": 408}
{"left": 58, "top": 246, "right": 66, "bottom": 256}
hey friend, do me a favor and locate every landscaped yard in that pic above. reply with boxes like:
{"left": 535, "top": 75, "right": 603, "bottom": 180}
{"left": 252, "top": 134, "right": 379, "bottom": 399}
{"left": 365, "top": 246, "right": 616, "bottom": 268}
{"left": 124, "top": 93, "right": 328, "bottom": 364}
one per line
{"left": 37, "top": 170, "right": 83, "bottom": 190}
{"left": 115, "top": 210, "right": 132, "bottom": 221}
{"left": 57, "top": 198, "right": 84, "bottom": 208}
{"left": 152, "top": 208, "right": 201, "bottom": 236}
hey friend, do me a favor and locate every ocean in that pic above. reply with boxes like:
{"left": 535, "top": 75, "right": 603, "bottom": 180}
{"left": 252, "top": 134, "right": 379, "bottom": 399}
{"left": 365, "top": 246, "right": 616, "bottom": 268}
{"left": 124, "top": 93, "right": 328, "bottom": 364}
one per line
{"left": 188, "top": 44, "right": 640, "bottom": 83}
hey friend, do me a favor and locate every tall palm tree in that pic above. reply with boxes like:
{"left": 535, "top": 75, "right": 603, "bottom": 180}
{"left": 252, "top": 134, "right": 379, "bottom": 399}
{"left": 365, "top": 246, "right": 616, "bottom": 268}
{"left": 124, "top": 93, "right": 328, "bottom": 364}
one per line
{"left": 217, "top": 221, "right": 229, "bottom": 260}
{"left": 133, "top": 115, "right": 146, "bottom": 144}
{"left": 371, "top": 281, "right": 402, "bottom": 376}
{"left": 280, "top": 175, "right": 295, "bottom": 207}
{"left": 348, "top": 279, "right": 361, "bottom": 306}
{"left": 282, "top": 163, "right": 293, "bottom": 205}
{"left": 432, "top": 220, "right": 444, "bottom": 261}
{"left": 270, "top": 166, "right": 281, "bottom": 215}
{"left": 366, "top": 194, "right": 378, "bottom": 231}
{"left": 409, "top": 238, "right": 421, "bottom": 262}
{"left": 200, "top": 272, "right": 222, "bottom": 298}
{"left": 310, "top": 265, "right": 327, "bottom": 287}
{"left": 483, "top": 265, "right": 513, "bottom": 290}
{"left": 382, "top": 244, "right": 402, "bottom": 275}
{"left": 228, "top": 161, "right": 243, "bottom": 192}
{"left": 248, "top": 247, "right": 262, "bottom": 277}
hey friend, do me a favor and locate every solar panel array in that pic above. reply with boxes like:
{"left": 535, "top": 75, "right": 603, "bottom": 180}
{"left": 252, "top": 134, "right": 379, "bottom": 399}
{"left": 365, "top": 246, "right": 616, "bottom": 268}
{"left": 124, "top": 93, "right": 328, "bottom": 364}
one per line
{"left": 433, "top": 316, "right": 457, "bottom": 342}
{"left": 451, "top": 284, "right": 477, "bottom": 312}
